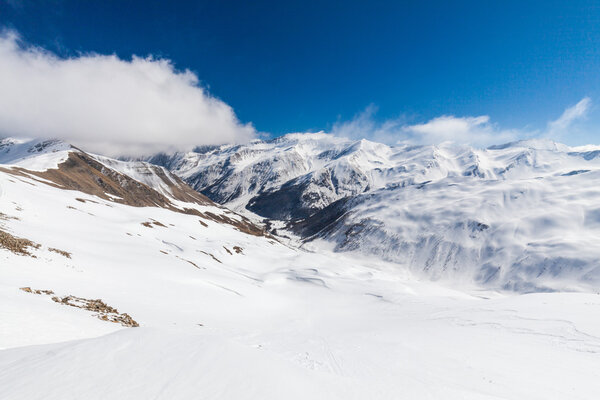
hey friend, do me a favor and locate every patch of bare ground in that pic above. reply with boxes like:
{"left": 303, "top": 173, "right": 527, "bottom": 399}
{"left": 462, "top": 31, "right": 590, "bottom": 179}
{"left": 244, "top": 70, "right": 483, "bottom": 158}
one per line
{"left": 19, "top": 286, "right": 140, "bottom": 328}
{"left": 0, "top": 212, "right": 19, "bottom": 221}
{"left": 199, "top": 250, "right": 222, "bottom": 264}
{"left": 52, "top": 295, "right": 139, "bottom": 327}
{"left": 233, "top": 246, "right": 244, "bottom": 254}
{"left": 20, "top": 287, "right": 54, "bottom": 295}
{"left": 142, "top": 220, "right": 167, "bottom": 228}
{"left": 75, "top": 197, "right": 99, "bottom": 204}
{"left": 176, "top": 255, "right": 204, "bottom": 269}
{"left": 0, "top": 229, "right": 40, "bottom": 257}
{"left": 19, "top": 288, "right": 139, "bottom": 327}
{"left": 194, "top": 211, "right": 268, "bottom": 237}
{"left": 48, "top": 247, "right": 72, "bottom": 259}
{"left": 222, "top": 245, "right": 245, "bottom": 255}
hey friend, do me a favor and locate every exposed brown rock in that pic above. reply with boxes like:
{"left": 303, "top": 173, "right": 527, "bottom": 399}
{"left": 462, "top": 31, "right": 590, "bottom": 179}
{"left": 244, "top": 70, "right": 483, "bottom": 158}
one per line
{"left": 199, "top": 250, "right": 222, "bottom": 264}
{"left": 0, "top": 212, "right": 19, "bottom": 221}
{"left": 233, "top": 246, "right": 244, "bottom": 254}
{"left": 75, "top": 198, "right": 98, "bottom": 204}
{"left": 175, "top": 255, "right": 203, "bottom": 269}
{"left": 48, "top": 247, "right": 72, "bottom": 259}
{"left": 51, "top": 294, "right": 139, "bottom": 327}
{"left": 1, "top": 150, "right": 269, "bottom": 238}
{"left": 19, "top": 283, "right": 139, "bottom": 327}
{"left": 196, "top": 211, "right": 268, "bottom": 237}
{"left": 20, "top": 287, "right": 54, "bottom": 295}
{"left": 0, "top": 229, "right": 40, "bottom": 257}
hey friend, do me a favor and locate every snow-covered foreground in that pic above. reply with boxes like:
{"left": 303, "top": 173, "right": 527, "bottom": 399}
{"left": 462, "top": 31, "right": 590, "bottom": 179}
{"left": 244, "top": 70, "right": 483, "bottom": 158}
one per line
{"left": 1, "top": 159, "right": 599, "bottom": 399}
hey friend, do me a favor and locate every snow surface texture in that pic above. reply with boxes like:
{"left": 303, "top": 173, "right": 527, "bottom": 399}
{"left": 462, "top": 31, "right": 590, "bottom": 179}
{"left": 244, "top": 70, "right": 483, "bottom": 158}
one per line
{"left": 1, "top": 142, "right": 599, "bottom": 399}
{"left": 151, "top": 133, "right": 600, "bottom": 291}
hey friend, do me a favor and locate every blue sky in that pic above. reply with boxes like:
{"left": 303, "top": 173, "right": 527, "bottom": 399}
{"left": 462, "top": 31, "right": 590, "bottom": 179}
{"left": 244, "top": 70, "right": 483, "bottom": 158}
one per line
{"left": 1, "top": 0, "right": 600, "bottom": 151}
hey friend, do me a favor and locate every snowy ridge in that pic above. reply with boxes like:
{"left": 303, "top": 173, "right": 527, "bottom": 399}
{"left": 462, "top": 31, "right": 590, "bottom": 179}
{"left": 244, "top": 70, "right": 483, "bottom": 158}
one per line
{"left": 0, "top": 137, "right": 72, "bottom": 171}
{"left": 0, "top": 137, "right": 263, "bottom": 235}
{"left": 148, "top": 133, "right": 357, "bottom": 216}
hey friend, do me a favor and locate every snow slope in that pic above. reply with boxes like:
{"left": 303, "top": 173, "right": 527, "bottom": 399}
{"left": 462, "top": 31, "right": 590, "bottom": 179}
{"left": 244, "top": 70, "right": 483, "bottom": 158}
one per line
{"left": 0, "top": 138, "right": 72, "bottom": 171}
{"left": 1, "top": 139, "right": 600, "bottom": 399}
{"left": 150, "top": 134, "right": 600, "bottom": 291}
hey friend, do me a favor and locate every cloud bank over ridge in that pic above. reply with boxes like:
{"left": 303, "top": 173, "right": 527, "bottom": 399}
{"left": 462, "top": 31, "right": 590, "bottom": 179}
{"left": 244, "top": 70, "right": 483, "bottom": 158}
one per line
{"left": 0, "top": 30, "right": 255, "bottom": 156}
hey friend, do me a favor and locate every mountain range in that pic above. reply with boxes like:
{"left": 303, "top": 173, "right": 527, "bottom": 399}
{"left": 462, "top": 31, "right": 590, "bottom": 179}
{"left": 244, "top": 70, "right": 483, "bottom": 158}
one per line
{"left": 2, "top": 135, "right": 600, "bottom": 399}
{"left": 149, "top": 133, "right": 600, "bottom": 291}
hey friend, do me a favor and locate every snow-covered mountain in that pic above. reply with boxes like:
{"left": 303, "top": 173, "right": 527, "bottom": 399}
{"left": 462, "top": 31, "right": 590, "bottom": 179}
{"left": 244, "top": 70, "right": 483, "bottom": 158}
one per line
{"left": 148, "top": 133, "right": 392, "bottom": 219}
{"left": 2, "top": 137, "right": 600, "bottom": 399}
{"left": 0, "top": 137, "right": 264, "bottom": 234}
{"left": 150, "top": 133, "right": 600, "bottom": 291}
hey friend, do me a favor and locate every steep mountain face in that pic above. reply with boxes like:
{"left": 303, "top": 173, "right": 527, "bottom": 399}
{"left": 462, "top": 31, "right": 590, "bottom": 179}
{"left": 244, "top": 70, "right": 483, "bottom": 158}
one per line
{"left": 0, "top": 138, "right": 266, "bottom": 236}
{"left": 148, "top": 133, "right": 390, "bottom": 219}
{"left": 151, "top": 134, "right": 600, "bottom": 291}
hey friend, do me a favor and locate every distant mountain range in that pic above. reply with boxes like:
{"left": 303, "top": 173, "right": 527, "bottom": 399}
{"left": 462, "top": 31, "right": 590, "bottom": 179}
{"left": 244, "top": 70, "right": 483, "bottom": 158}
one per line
{"left": 149, "top": 133, "right": 600, "bottom": 291}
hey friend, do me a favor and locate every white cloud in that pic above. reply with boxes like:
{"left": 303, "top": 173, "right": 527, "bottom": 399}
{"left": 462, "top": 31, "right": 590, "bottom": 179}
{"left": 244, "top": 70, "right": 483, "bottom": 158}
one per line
{"left": 333, "top": 98, "right": 593, "bottom": 148}
{"left": 0, "top": 30, "right": 255, "bottom": 156}
{"left": 331, "top": 105, "right": 406, "bottom": 144}
{"left": 332, "top": 107, "right": 518, "bottom": 147}
{"left": 545, "top": 97, "right": 591, "bottom": 139}
{"left": 401, "top": 115, "right": 518, "bottom": 146}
